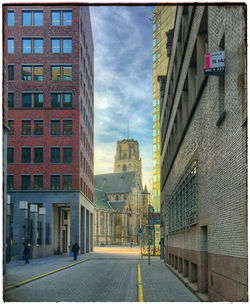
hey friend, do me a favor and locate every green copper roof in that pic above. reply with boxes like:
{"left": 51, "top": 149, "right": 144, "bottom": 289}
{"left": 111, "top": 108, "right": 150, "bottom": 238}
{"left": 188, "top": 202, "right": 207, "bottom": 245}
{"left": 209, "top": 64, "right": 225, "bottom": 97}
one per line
{"left": 94, "top": 171, "right": 137, "bottom": 194}
{"left": 108, "top": 201, "right": 127, "bottom": 211}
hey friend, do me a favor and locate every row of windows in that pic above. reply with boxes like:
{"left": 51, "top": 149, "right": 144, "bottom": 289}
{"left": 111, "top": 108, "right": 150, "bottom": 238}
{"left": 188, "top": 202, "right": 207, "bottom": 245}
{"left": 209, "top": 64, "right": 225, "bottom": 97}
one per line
{"left": 8, "top": 92, "right": 72, "bottom": 108}
{"left": 8, "top": 65, "right": 72, "bottom": 82}
{"left": 7, "top": 174, "right": 73, "bottom": 191}
{"left": 8, "top": 119, "right": 72, "bottom": 136}
{"left": 8, "top": 10, "right": 72, "bottom": 27}
{"left": 8, "top": 147, "right": 73, "bottom": 164}
{"left": 8, "top": 38, "right": 72, "bottom": 54}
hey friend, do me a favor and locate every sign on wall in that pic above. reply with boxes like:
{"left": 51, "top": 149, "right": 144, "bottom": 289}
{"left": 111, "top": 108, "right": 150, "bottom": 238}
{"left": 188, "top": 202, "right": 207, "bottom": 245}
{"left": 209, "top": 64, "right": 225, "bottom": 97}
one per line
{"left": 204, "top": 51, "right": 225, "bottom": 76}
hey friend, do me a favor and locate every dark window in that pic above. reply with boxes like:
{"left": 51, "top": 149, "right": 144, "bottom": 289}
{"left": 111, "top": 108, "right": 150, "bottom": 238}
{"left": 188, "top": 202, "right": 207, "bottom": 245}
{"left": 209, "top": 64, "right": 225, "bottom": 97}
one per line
{"left": 45, "top": 223, "right": 50, "bottom": 244}
{"left": 8, "top": 93, "right": 14, "bottom": 108}
{"left": 7, "top": 147, "right": 14, "bottom": 163}
{"left": 63, "top": 120, "right": 72, "bottom": 135}
{"left": 63, "top": 93, "right": 72, "bottom": 107}
{"left": 63, "top": 147, "right": 72, "bottom": 163}
{"left": 34, "top": 120, "right": 43, "bottom": 135}
{"left": 22, "top": 120, "right": 31, "bottom": 135}
{"left": 8, "top": 11, "right": 14, "bottom": 26}
{"left": 8, "top": 38, "right": 14, "bottom": 54}
{"left": 51, "top": 93, "right": 61, "bottom": 107}
{"left": 51, "top": 11, "right": 60, "bottom": 26}
{"left": 34, "top": 11, "right": 43, "bottom": 26}
{"left": 22, "top": 11, "right": 32, "bottom": 26}
{"left": 34, "top": 93, "right": 43, "bottom": 108}
{"left": 22, "top": 93, "right": 32, "bottom": 107}
{"left": 21, "top": 175, "right": 31, "bottom": 190}
{"left": 63, "top": 175, "right": 72, "bottom": 190}
{"left": 51, "top": 148, "right": 60, "bottom": 163}
{"left": 34, "top": 175, "right": 43, "bottom": 190}
{"left": 62, "top": 11, "right": 72, "bottom": 26}
{"left": 22, "top": 147, "right": 31, "bottom": 163}
{"left": 22, "top": 66, "right": 32, "bottom": 80}
{"left": 51, "top": 120, "right": 60, "bottom": 135}
{"left": 8, "top": 120, "right": 14, "bottom": 135}
{"left": 7, "top": 175, "right": 14, "bottom": 190}
{"left": 8, "top": 65, "right": 14, "bottom": 80}
{"left": 51, "top": 175, "right": 60, "bottom": 190}
{"left": 34, "top": 147, "right": 43, "bottom": 163}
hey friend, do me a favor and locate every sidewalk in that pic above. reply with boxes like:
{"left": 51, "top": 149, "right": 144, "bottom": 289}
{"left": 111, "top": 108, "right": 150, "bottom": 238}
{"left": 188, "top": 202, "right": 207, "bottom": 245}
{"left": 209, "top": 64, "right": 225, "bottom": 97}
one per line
{"left": 4, "top": 252, "right": 93, "bottom": 288}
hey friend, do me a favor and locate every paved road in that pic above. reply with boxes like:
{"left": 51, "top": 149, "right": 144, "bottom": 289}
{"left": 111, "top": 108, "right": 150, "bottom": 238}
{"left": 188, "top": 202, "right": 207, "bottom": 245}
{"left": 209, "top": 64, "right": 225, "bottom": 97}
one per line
{"left": 4, "top": 248, "right": 198, "bottom": 302}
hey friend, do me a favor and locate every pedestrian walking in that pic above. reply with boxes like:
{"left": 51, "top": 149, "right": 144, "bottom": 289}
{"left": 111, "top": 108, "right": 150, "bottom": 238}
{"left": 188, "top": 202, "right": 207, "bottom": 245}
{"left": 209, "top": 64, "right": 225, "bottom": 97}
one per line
{"left": 72, "top": 242, "right": 80, "bottom": 260}
{"left": 130, "top": 240, "right": 133, "bottom": 248}
{"left": 23, "top": 244, "right": 30, "bottom": 264}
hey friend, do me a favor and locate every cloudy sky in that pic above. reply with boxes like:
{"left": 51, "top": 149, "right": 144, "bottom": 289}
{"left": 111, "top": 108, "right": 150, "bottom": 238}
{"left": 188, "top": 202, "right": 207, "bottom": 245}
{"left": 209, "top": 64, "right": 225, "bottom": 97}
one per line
{"left": 90, "top": 5, "right": 154, "bottom": 189}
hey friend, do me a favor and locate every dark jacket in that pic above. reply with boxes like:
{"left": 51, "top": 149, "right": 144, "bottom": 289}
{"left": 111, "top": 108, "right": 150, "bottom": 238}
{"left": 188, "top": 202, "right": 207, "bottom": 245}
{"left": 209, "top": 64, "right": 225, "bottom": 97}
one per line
{"left": 24, "top": 246, "right": 30, "bottom": 255}
{"left": 72, "top": 243, "right": 80, "bottom": 254}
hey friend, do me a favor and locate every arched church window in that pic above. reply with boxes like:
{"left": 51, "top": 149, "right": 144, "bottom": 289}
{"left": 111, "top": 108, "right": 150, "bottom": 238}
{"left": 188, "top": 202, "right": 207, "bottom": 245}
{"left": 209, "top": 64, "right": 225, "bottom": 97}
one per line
{"left": 124, "top": 195, "right": 127, "bottom": 200}
{"left": 122, "top": 165, "right": 127, "bottom": 171}
{"left": 122, "top": 152, "right": 127, "bottom": 159}
{"left": 115, "top": 195, "right": 119, "bottom": 200}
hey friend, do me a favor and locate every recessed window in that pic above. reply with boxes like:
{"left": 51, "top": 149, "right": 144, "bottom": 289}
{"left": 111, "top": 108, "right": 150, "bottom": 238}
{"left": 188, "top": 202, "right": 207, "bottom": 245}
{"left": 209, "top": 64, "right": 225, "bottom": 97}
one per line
{"left": 51, "top": 147, "right": 60, "bottom": 163}
{"left": 21, "top": 175, "right": 31, "bottom": 190}
{"left": 8, "top": 93, "right": 14, "bottom": 108}
{"left": 51, "top": 175, "right": 60, "bottom": 190}
{"left": 22, "top": 11, "right": 43, "bottom": 26}
{"left": 51, "top": 10, "right": 72, "bottom": 26}
{"left": 34, "top": 120, "right": 43, "bottom": 135}
{"left": 51, "top": 65, "right": 72, "bottom": 81}
{"left": 34, "top": 147, "right": 43, "bottom": 163}
{"left": 7, "top": 147, "right": 14, "bottom": 163}
{"left": 22, "top": 38, "right": 43, "bottom": 54}
{"left": 8, "top": 120, "right": 14, "bottom": 135}
{"left": 8, "top": 11, "right": 14, "bottom": 26}
{"left": 63, "top": 175, "right": 72, "bottom": 190}
{"left": 22, "top": 120, "right": 31, "bottom": 135}
{"left": 51, "top": 93, "right": 72, "bottom": 108}
{"left": 51, "top": 120, "right": 60, "bottom": 135}
{"left": 22, "top": 93, "right": 43, "bottom": 108}
{"left": 7, "top": 175, "right": 14, "bottom": 190}
{"left": 8, "top": 38, "right": 14, "bottom": 53}
{"left": 22, "top": 65, "right": 43, "bottom": 81}
{"left": 8, "top": 65, "right": 14, "bottom": 80}
{"left": 22, "top": 147, "right": 31, "bottom": 163}
{"left": 63, "top": 147, "right": 72, "bottom": 163}
{"left": 51, "top": 38, "right": 72, "bottom": 54}
{"left": 63, "top": 120, "right": 72, "bottom": 135}
{"left": 34, "top": 175, "right": 43, "bottom": 190}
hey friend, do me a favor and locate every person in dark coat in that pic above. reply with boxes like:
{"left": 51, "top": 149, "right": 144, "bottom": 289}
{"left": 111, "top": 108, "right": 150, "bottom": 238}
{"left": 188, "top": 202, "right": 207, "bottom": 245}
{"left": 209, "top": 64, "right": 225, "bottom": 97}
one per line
{"left": 23, "top": 244, "right": 30, "bottom": 264}
{"left": 72, "top": 243, "right": 80, "bottom": 260}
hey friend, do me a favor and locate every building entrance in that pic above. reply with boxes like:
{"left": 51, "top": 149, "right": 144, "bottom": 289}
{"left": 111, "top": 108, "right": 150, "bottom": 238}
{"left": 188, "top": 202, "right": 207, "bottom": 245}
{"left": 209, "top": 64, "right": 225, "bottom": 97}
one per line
{"left": 60, "top": 208, "right": 70, "bottom": 254}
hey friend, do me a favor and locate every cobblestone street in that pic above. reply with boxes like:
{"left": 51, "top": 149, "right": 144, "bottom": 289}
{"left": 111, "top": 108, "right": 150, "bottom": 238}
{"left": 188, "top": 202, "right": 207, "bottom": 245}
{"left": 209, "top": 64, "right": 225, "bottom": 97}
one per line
{"left": 4, "top": 247, "right": 198, "bottom": 302}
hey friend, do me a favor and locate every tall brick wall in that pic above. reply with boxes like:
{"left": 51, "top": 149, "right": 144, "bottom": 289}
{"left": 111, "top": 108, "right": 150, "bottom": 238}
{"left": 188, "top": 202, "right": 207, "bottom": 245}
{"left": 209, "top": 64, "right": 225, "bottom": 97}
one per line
{"left": 161, "top": 5, "right": 247, "bottom": 301}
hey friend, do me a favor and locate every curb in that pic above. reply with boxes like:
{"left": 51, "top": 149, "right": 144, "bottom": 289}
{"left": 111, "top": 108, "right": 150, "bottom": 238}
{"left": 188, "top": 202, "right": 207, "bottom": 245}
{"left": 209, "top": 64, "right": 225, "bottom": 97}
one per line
{"left": 164, "top": 263, "right": 207, "bottom": 302}
{"left": 4, "top": 258, "right": 89, "bottom": 292}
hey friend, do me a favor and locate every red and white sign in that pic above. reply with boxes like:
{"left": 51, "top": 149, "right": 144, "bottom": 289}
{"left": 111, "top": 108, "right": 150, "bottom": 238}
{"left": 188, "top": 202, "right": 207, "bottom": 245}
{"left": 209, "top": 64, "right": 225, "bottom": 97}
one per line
{"left": 204, "top": 51, "right": 225, "bottom": 76}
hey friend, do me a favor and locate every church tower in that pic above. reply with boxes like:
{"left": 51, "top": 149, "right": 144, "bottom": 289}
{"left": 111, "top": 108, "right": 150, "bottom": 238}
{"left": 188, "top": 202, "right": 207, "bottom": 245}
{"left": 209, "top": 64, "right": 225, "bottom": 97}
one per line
{"left": 114, "top": 139, "right": 142, "bottom": 189}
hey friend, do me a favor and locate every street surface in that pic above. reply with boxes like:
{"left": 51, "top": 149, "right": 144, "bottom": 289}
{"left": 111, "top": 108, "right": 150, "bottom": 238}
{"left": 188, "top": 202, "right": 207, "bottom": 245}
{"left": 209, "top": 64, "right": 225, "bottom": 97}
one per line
{"left": 4, "top": 246, "right": 198, "bottom": 302}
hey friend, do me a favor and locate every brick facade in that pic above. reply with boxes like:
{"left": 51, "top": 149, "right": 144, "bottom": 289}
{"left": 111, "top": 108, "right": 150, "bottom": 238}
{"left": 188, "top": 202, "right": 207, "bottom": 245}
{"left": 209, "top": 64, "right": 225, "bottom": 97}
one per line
{"left": 160, "top": 5, "right": 247, "bottom": 301}
{"left": 4, "top": 5, "right": 94, "bottom": 259}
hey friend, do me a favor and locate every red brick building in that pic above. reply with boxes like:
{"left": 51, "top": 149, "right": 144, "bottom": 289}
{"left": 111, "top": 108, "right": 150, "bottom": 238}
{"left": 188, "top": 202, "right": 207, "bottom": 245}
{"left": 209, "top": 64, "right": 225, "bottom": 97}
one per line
{"left": 4, "top": 5, "right": 94, "bottom": 259}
